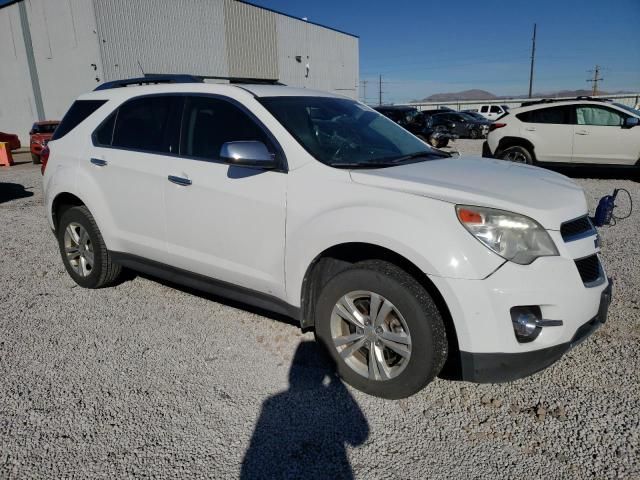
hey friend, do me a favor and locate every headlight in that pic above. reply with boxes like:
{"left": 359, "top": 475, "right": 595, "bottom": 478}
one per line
{"left": 456, "top": 205, "right": 558, "bottom": 265}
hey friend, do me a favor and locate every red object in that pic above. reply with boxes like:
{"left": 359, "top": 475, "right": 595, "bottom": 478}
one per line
{"left": 0, "top": 142, "right": 14, "bottom": 166}
{"left": 30, "top": 121, "right": 59, "bottom": 157}
{"left": 40, "top": 146, "right": 50, "bottom": 175}
{"left": 489, "top": 123, "right": 507, "bottom": 132}
{"left": 0, "top": 131, "right": 21, "bottom": 151}
{"left": 457, "top": 208, "right": 483, "bottom": 224}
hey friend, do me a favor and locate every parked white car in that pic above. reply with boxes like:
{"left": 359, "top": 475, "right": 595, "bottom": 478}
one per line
{"left": 43, "top": 76, "right": 611, "bottom": 398}
{"left": 484, "top": 98, "right": 640, "bottom": 166}
{"left": 475, "top": 104, "right": 510, "bottom": 121}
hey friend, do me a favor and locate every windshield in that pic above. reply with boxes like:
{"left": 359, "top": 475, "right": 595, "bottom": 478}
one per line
{"left": 259, "top": 96, "right": 446, "bottom": 168}
{"left": 614, "top": 103, "right": 640, "bottom": 117}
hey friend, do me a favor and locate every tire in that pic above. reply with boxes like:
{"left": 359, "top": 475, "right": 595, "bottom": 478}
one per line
{"left": 435, "top": 138, "right": 449, "bottom": 149}
{"left": 469, "top": 129, "right": 480, "bottom": 139}
{"left": 31, "top": 153, "right": 41, "bottom": 164}
{"left": 57, "top": 205, "right": 121, "bottom": 288}
{"left": 314, "top": 260, "right": 448, "bottom": 399}
{"left": 499, "top": 145, "right": 534, "bottom": 165}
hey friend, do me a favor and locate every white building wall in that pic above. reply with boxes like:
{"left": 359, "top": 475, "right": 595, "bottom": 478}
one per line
{"left": 93, "top": 0, "right": 230, "bottom": 80}
{"left": 26, "top": 0, "right": 104, "bottom": 121}
{"left": 0, "top": 3, "right": 38, "bottom": 144}
{"left": 276, "top": 17, "right": 359, "bottom": 99}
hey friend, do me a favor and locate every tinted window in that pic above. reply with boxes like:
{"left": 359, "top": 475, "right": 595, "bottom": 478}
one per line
{"left": 112, "top": 96, "right": 180, "bottom": 153}
{"left": 94, "top": 113, "right": 116, "bottom": 146}
{"left": 517, "top": 106, "right": 571, "bottom": 124}
{"left": 576, "top": 106, "right": 625, "bottom": 126}
{"left": 490, "top": 106, "right": 501, "bottom": 113}
{"left": 51, "top": 100, "right": 107, "bottom": 140}
{"left": 181, "top": 96, "right": 270, "bottom": 160}
{"left": 480, "top": 106, "right": 489, "bottom": 113}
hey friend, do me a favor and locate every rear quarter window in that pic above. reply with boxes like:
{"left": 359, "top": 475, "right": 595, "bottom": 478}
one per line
{"left": 51, "top": 100, "right": 107, "bottom": 140}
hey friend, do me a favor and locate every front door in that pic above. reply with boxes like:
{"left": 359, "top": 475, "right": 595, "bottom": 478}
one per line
{"left": 164, "top": 95, "right": 287, "bottom": 298}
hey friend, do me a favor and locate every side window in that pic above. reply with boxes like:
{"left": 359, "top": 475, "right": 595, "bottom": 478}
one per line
{"left": 111, "top": 96, "right": 180, "bottom": 153}
{"left": 480, "top": 106, "right": 489, "bottom": 113}
{"left": 94, "top": 113, "right": 116, "bottom": 146}
{"left": 52, "top": 100, "right": 107, "bottom": 140}
{"left": 576, "top": 106, "right": 625, "bottom": 126}
{"left": 490, "top": 106, "right": 501, "bottom": 113}
{"left": 517, "top": 106, "right": 571, "bottom": 124}
{"left": 181, "top": 96, "right": 271, "bottom": 160}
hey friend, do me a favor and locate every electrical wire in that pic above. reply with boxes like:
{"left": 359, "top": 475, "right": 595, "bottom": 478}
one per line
{"left": 613, "top": 188, "right": 633, "bottom": 220}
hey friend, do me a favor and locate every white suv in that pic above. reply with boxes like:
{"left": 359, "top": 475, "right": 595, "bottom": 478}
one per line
{"left": 484, "top": 98, "right": 640, "bottom": 166}
{"left": 43, "top": 76, "right": 612, "bottom": 399}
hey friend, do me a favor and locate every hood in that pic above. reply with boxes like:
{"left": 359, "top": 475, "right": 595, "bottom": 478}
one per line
{"left": 350, "top": 157, "right": 587, "bottom": 230}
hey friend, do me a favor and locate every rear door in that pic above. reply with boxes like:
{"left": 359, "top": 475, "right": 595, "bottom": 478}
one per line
{"left": 516, "top": 105, "right": 574, "bottom": 163}
{"left": 572, "top": 104, "right": 639, "bottom": 165}
{"left": 163, "top": 95, "right": 287, "bottom": 297}
{"left": 486, "top": 105, "right": 503, "bottom": 121}
{"left": 89, "top": 95, "right": 182, "bottom": 260}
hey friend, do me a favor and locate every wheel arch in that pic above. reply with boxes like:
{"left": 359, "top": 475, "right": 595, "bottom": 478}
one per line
{"left": 299, "top": 242, "right": 460, "bottom": 371}
{"left": 51, "top": 192, "right": 85, "bottom": 232}
{"left": 496, "top": 136, "right": 537, "bottom": 161}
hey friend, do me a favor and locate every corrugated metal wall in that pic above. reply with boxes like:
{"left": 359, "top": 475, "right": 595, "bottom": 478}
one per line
{"left": 93, "top": 0, "right": 229, "bottom": 80}
{"left": 223, "top": 0, "right": 277, "bottom": 79}
{"left": 276, "top": 17, "right": 359, "bottom": 98}
{"left": 92, "top": 0, "right": 358, "bottom": 97}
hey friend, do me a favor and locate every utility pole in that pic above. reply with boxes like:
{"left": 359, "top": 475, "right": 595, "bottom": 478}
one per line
{"left": 528, "top": 23, "right": 537, "bottom": 98}
{"left": 361, "top": 79, "right": 367, "bottom": 104}
{"left": 378, "top": 75, "right": 383, "bottom": 106}
{"left": 587, "top": 65, "right": 603, "bottom": 96}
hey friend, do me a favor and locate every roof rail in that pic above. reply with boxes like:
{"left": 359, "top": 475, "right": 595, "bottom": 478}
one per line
{"left": 94, "top": 74, "right": 203, "bottom": 91}
{"left": 521, "top": 96, "right": 613, "bottom": 107}
{"left": 199, "top": 75, "right": 283, "bottom": 85}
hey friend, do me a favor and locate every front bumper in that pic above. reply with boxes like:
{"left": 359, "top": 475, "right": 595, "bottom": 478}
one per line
{"left": 459, "top": 280, "right": 612, "bottom": 382}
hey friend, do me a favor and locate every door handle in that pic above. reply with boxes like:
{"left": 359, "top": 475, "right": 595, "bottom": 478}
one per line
{"left": 90, "top": 158, "right": 107, "bottom": 167}
{"left": 575, "top": 130, "right": 589, "bottom": 135}
{"left": 524, "top": 127, "right": 536, "bottom": 131}
{"left": 168, "top": 175, "right": 192, "bottom": 186}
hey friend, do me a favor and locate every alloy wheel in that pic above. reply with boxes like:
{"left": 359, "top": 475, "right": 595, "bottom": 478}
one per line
{"left": 330, "top": 290, "right": 412, "bottom": 381}
{"left": 63, "top": 222, "right": 94, "bottom": 277}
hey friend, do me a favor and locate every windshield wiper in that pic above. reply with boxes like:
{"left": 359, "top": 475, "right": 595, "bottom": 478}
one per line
{"left": 388, "top": 150, "right": 450, "bottom": 163}
{"left": 329, "top": 162, "right": 401, "bottom": 169}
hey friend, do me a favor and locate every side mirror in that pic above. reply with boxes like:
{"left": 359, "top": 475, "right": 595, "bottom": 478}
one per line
{"left": 623, "top": 117, "right": 639, "bottom": 129}
{"left": 220, "top": 141, "right": 277, "bottom": 169}
{"left": 29, "top": 130, "right": 35, "bottom": 135}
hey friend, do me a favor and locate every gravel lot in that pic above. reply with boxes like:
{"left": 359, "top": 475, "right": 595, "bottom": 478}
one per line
{"left": 1, "top": 143, "right": 638, "bottom": 479}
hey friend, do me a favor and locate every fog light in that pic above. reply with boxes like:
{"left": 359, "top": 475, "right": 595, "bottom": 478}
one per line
{"left": 510, "top": 306, "right": 542, "bottom": 343}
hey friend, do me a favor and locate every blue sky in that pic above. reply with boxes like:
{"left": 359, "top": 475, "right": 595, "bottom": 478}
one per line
{"left": 252, "top": 0, "right": 640, "bottom": 103}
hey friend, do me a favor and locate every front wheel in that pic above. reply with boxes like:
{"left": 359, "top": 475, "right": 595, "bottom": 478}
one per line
{"left": 314, "top": 260, "right": 448, "bottom": 399}
{"left": 57, "top": 206, "right": 122, "bottom": 288}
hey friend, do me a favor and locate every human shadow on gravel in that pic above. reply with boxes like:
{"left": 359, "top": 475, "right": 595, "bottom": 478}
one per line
{"left": 241, "top": 341, "right": 369, "bottom": 479}
{"left": 0, "top": 182, "right": 34, "bottom": 203}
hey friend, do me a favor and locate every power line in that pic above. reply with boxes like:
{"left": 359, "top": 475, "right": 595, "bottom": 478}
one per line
{"left": 528, "top": 23, "right": 537, "bottom": 98}
{"left": 587, "top": 65, "right": 604, "bottom": 95}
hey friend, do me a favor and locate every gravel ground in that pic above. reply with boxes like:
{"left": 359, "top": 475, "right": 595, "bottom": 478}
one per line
{"left": 1, "top": 145, "right": 638, "bottom": 479}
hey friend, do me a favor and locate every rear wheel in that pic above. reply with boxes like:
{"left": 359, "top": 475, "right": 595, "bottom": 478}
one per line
{"left": 31, "top": 153, "right": 41, "bottom": 164}
{"left": 315, "top": 260, "right": 448, "bottom": 399}
{"left": 499, "top": 145, "right": 534, "bottom": 165}
{"left": 469, "top": 129, "right": 481, "bottom": 139}
{"left": 57, "top": 206, "right": 121, "bottom": 288}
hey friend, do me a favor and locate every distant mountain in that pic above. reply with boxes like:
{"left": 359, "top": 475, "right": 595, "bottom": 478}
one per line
{"left": 416, "top": 88, "right": 634, "bottom": 103}
{"left": 420, "top": 89, "right": 497, "bottom": 102}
